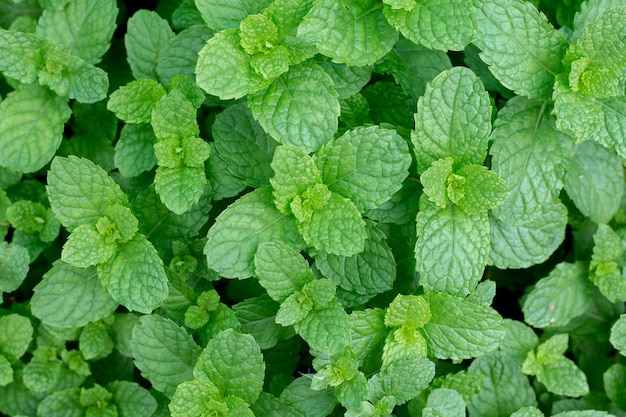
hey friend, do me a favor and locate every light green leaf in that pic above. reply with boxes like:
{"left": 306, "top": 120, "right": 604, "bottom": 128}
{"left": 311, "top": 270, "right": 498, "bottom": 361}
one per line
{"left": 536, "top": 357, "right": 589, "bottom": 397}
{"left": 31, "top": 261, "right": 118, "bottom": 328}
{"left": 522, "top": 262, "right": 594, "bottom": 328}
{"left": 254, "top": 241, "right": 315, "bottom": 303}
{"left": 368, "top": 358, "right": 435, "bottom": 405}
{"left": 0, "top": 29, "right": 46, "bottom": 83}
{"left": 412, "top": 66, "right": 492, "bottom": 173}
{"left": 248, "top": 62, "right": 340, "bottom": 152}
{"left": 596, "top": 95, "right": 626, "bottom": 159}
{"left": 98, "top": 234, "right": 169, "bottom": 314}
{"left": 511, "top": 407, "right": 544, "bottom": 417}
{"left": 276, "top": 291, "right": 312, "bottom": 326}
{"left": 194, "top": 0, "right": 273, "bottom": 31}
{"left": 450, "top": 164, "right": 509, "bottom": 213}
{"left": 154, "top": 166, "right": 207, "bottom": 215}
{"left": 385, "top": 294, "right": 431, "bottom": 329}
{"left": 298, "top": 0, "right": 398, "bottom": 66}
{"left": 383, "top": 0, "right": 476, "bottom": 51}
{"left": 212, "top": 102, "right": 277, "bottom": 188}
{"left": 130, "top": 314, "right": 201, "bottom": 397}
{"left": 565, "top": 140, "right": 624, "bottom": 224}
{"left": 79, "top": 322, "right": 113, "bottom": 360}
{"left": 415, "top": 200, "right": 490, "bottom": 297}
{"left": 250, "top": 393, "right": 304, "bottom": 417}
{"left": 62, "top": 55, "right": 109, "bottom": 104}
{"left": 420, "top": 157, "right": 454, "bottom": 209}
{"left": 0, "top": 84, "right": 71, "bottom": 173}
{"left": 107, "top": 79, "right": 167, "bottom": 124}
{"left": 195, "top": 28, "right": 271, "bottom": 100}
{"left": 423, "top": 388, "right": 466, "bottom": 417}
{"left": 316, "top": 126, "right": 411, "bottom": 211}
{"left": 382, "top": 325, "right": 428, "bottom": 367}
{"left": 124, "top": 10, "right": 174, "bottom": 80}
{"left": 0, "top": 314, "right": 33, "bottom": 363}
{"left": 233, "top": 295, "right": 290, "bottom": 350}
{"left": 114, "top": 123, "right": 158, "bottom": 177}
{"left": 0, "top": 242, "right": 29, "bottom": 294}
{"left": 36, "top": 388, "right": 82, "bottom": 417}
{"left": 498, "top": 319, "right": 539, "bottom": 364}
{"left": 604, "top": 363, "right": 626, "bottom": 411}
{"left": 194, "top": 329, "right": 265, "bottom": 405}
{"left": 473, "top": 0, "right": 566, "bottom": 99}
{"left": 571, "top": 0, "right": 626, "bottom": 41}
{"left": 590, "top": 225, "right": 626, "bottom": 302}
{"left": 489, "top": 201, "right": 568, "bottom": 269}
{"left": 295, "top": 304, "right": 350, "bottom": 355}
{"left": 0, "top": 355, "right": 12, "bottom": 386}
{"left": 280, "top": 377, "right": 338, "bottom": 417}
{"left": 423, "top": 292, "right": 505, "bottom": 361}
{"left": 61, "top": 223, "right": 116, "bottom": 267}
{"left": 318, "top": 60, "right": 371, "bottom": 100}
{"left": 169, "top": 379, "right": 222, "bottom": 417}
{"left": 270, "top": 145, "right": 321, "bottom": 214}
{"left": 552, "top": 75, "right": 601, "bottom": 142}
{"left": 151, "top": 89, "right": 199, "bottom": 141}
{"left": 490, "top": 97, "right": 576, "bottom": 225}
{"left": 156, "top": 25, "right": 214, "bottom": 87}
{"left": 110, "top": 381, "right": 158, "bottom": 417}
{"left": 204, "top": 188, "right": 304, "bottom": 278}
{"left": 610, "top": 314, "right": 626, "bottom": 355}
{"left": 47, "top": 155, "right": 128, "bottom": 231}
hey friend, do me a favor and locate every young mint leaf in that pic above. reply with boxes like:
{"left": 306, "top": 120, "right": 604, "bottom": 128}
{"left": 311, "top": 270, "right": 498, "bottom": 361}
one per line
{"left": 0, "top": 242, "right": 29, "bottom": 294}
{"left": 212, "top": 101, "right": 277, "bottom": 188}
{"left": 79, "top": 321, "right": 113, "bottom": 360}
{"left": 489, "top": 201, "right": 568, "bottom": 269}
{"left": 490, "top": 97, "right": 576, "bottom": 225}
{"left": 422, "top": 388, "right": 466, "bottom": 417}
{"left": 552, "top": 75, "right": 602, "bottom": 142}
{"left": 61, "top": 223, "right": 117, "bottom": 267}
{"left": 0, "top": 314, "right": 33, "bottom": 363}
{"left": 130, "top": 314, "right": 201, "bottom": 397}
{"left": 522, "top": 262, "right": 594, "bottom": 328}
{"left": 295, "top": 304, "right": 351, "bottom": 355}
{"left": 47, "top": 155, "right": 128, "bottom": 231}
{"left": 590, "top": 224, "right": 626, "bottom": 303}
{"left": 571, "top": 0, "right": 626, "bottom": 41}
{"left": 385, "top": 294, "right": 431, "bottom": 329}
{"left": 156, "top": 25, "right": 214, "bottom": 87}
{"left": 298, "top": 0, "right": 398, "bottom": 66}
{"left": 270, "top": 144, "right": 321, "bottom": 214}
{"left": 349, "top": 309, "right": 387, "bottom": 370}
{"left": 383, "top": 0, "right": 476, "bottom": 51}
{"left": 415, "top": 199, "right": 490, "bottom": 297}
{"left": 412, "top": 67, "right": 492, "bottom": 174}
{"left": 0, "top": 84, "right": 71, "bottom": 173}
{"left": 316, "top": 126, "right": 411, "bottom": 211}
{"left": 565, "top": 140, "right": 624, "bottom": 224}
{"left": 107, "top": 79, "right": 167, "bottom": 124}
{"left": 31, "top": 261, "right": 118, "bottom": 328}
{"left": 114, "top": 123, "right": 157, "bottom": 177}
{"left": 169, "top": 378, "right": 223, "bottom": 417}
{"left": 369, "top": 358, "right": 435, "bottom": 406}
{"left": 35, "top": 0, "right": 117, "bottom": 65}
{"left": 124, "top": 10, "right": 174, "bottom": 80}
{"left": 610, "top": 314, "right": 626, "bottom": 355}
{"left": 110, "top": 380, "right": 158, "bottom": 417}
{"left": 194, "top": 329, "right": 265, "bottom": 405}
{"left": 151, "top": 90, "right": 199, "bottom": 141}
{"left": 382, "top": 325, "right": 428, "bottom": 367}
{"left": 195, "top": 0, "right": 273, "bottom": 31}
{"left": 449, "top": 164, "right": 509, "bottom": 214}
{"left": 204, "top": 188, "right": 304, "bottom": 278}
{"left": 473, "top": 0, "right": 566, "bottom": 99}
{"left": 254, "top": 241, "right": 315, "bottom": 303}
{"left": 154, "top": 166, "right": 208, "bottom": 215}
{"left": 248, "top": 62, "right": 340, "bottom": 152}
{"left": 195, "top": 28, "right": 272, "bottom": 100}
{"left": 420, "top": 157, "right": 454, "bottom": 209}
{"left": 422, "top": 292, "right": 505, "bottom": 361}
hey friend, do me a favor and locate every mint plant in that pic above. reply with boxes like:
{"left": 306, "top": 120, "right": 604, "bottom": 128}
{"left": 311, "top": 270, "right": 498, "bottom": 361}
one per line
{"left": 2, "top": 0, "right": 626, "bottom": 416}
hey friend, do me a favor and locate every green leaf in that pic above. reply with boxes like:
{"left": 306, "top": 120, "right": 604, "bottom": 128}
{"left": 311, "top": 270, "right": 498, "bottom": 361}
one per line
{"left": 604, "top": 363, "right": 626, "bottom": 411}
{"left": 571, "top": 0, "right": 626, "bottom": 41}
{"left": 61, "top": 223, "right": 116, "bottom": 267}
{"left": 60, "top": 52, "right": 109, "bottom": 104}
{"left": 522, "top": 262, "right": 594, "bottom": 328}
{"left": 383, "top": 0, "right": 476, "bottom": 51}
{"left": 552, "top": 75, "right": 601, "bottom": 142}
{"left": 368, "top": 358, "right": 435, "bottom": 405}
{"left": 473, "top": 0, "right": 566, "bottom": 99}
{"left": 151, "top": 89, "right": 199, "bottom": 141}
{"left": 498, "top": 320, "right": 539, "bottom": 365}
{"left": 316, "top": 126, "right": 411, "bottom": 211}
{"left": 107, "top": 79, "right": 167, "bottom": 124}
{"left": 596, "top": 95, "right": 626, "bottom": 159}
{"left": 488, "top": 201, "right": 568, "bottom": 269}
{"left": 270, "top": 145, "right": 321, "bottom": 214}
{"left": 250, "top": 393, "right": 303, "bottom": 417}
{"left": 590, "top": 224, "right": 626, "bottom": 303}
{"left": 535, "top": 356, "right": 589, "bottom": 397}
{"left": 169, "top": 378, "right": 222, "bottom": 417}
{"left": 98, "top": 234, "right": 168, "bottom": 314}
{"left": 194, "top": 329, "right": 265, "bottom": 405}
{"left": 468, "top": 352, "right": 537, "bottom": 417}
{"left": 415, "top": 200, "right": 490, "bottom": 297}
{"left": 565, "top": 140, "right": 624, "bottom": 224}
{"left": 490, "top": 97, "right": 576, "bottom": 225}
{"left": 295, "top": 304, "right": 350, "bottom": 355}
{"left": 79, "top": 322, "right": 113, "bottom": 360}
{"left": 349, "top": 308, "right": 387, "bottom": 369}
{"left": 204, "top": 188, "right": 304, "bottom": 278}
{"left": 195, "top": 0, "right": 273, "bottom": 31}
{"left": 422, "top": 292, "right": 505, "bottom": 361}
{"left": 317, "top": 60, "right": 371, "bottom": 100}
{"left": 0, "top": 242, "right": 29, "bottom": 294}
{"left": 124, "top": 10, "right": 174, "bottom": 80}
{"left": 114, "top": 123, "right": 158, "bottom": 177}
{"left": 280, "top": 377, "right": 338, "bottom": 417}
{"left": 130, "top": 314, "right": 201, "bottom": 397}
{"left": 0, "top": 29, "right": 46, "bottom": 83}
{"left": 511, "top": 407, "right": 544, "bottom": 417}
{"left": 423, "top": 388, "right": 466, "bottom": 417}
{"left": 36, "top": 388, "right": 82, "bottom": 417}
{"left": 47, "top": 155, "right": 128, "bottom": 231}
{"left": 420, "top": 157, "right": 455, "bottom": 209}
{"left": 0, "top": 355, "right": 12, "bottom": 386}
{"left": 382, "top": 325, "right": 428, "bottom": 366}
{"left": 195, "top": 28, "right": 271, "bottom": 100}
{"left": 0, "top": 84, "right": 71, "bottom": 173}
{"left": 156, "top": 25, "right": 214, "bottom": 87}
{"left": 0, "top": 314, "right": 33, "bottom": 363}
{"left": 610, "top": 314, "right": 626, "bottom": 355}
{"left": 254, "top": 241, "right": 315, "bottom": 303}
{"left": 35, "top": 0, "right": 118, "bottom": 65}
{"left": 412, "top": 67, "right": 492, "bottom": 174}
{"left": 233, "top": 295, "right": 291, "bottom": 350}
{"left": 248, "top": 62, "right": 340, "bottom": 152}
{"left": 298, "top": 0, "right": 398, "bottom": 66}
{"left": 385, "top": 294, "right": 431, "bottom": 328}
{"left": 31, "top": 261, "right": 118, "bottom": 328}
{"left": 110, "top": 381, "right": 158, "bottom": 417}
{"left": 212, "top": 102, "right": 277, "bottom": 188}
{"left": 450, "top": 164, "right": 509, "bottom": 213}
{"left": 154, "top": 166, "right": 207, "bottom": 215}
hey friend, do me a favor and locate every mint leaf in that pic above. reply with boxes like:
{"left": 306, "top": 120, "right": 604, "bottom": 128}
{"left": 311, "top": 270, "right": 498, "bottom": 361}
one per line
{"left": 522, "top": 262, "right": 594, "bottom": 328}
{"left": 156, "top": 25, "right": 214, "bottom": 87}
{"left": 98, "top": 234, "right": 168, "bottom": 313}
{"left": 169, "top": 379, "right": 222, "bottom": 417}
{"left": 490, "top": 97, "right": 576, "bottom": 225}
{"left": 233, "top": 295, "right": 290, "bottom": 350}
{"left": 130, "top": 314, "right": 201, "bottom": 397}
{"left": 473, "top": 0, "right": 566, "bottom": 99}
{"left": 114, "top": 123, "right": 157, "bottom": 177}
{"left": 604, "top": 363, "right": 626, "bottom": 411}
{"left": 248, "top": 62, "right": 340, "bottom": 152}
{"left": 194, "top": 329, "right": 265, "bottom": 405}
{"left": 270, "top": 145, "right": 321, "bottom": 214}
{"left": 204, "top": 188, "right": 304, "bottom": 278}
{"left": 154, "top": 166, "right": 208, "bottom": 215}
{"left": 79, "top": 322, "right": 113, "bottom": 360}
{"left": 0, "top": 84, "right": 71, "bottom": 173}
{"left": 298, "top": 0, "right": 398, "bottom": 66}
{"left": 597, "top": 95, "right": 626, "bottom": 159}
{"left": 610, "top": 314, "right": 626, "bottom": 355}
{"left": 35, "top": 0, "right": 118, "bottom": 65}
{"left": 412, "top": 67, "right": 492, "bottom": 173}
{"left": 107, "top": 79, "right": 167, "bottom": 124}
{"left": 383, "top": 0, "right": 476, "bottom": 51}
{"left": 0, "top": 242, "right": 29, "bottom": 294}
{"left": 369, "top": 358, "right": 435, "bottom": 405}
{"left": 110, "top": 381, "right": 158, "bottom": 417}
{"left": 420, "top": 157, "right": 455, "bottom": 209}
{"left": 0, "top": 356, "right": 12, "bottom": 386}
{"left": 316, "top": 126, "right": 411, "bottom": 211}
{"left": 0, "top": 314, "right": 33, "bottom": 363}
{"left": 124, "top": 10, "right": 174, "bottom": 80}
{"left": 36, "top": 388, "right": 82, "bottom": 417}
{"left": 250, "top": 393, "right": 303, "bottom": 417}
{"left": 564, "top": 140, "right": 624, "bottom": 224}
{"left": 195, "top": 0, "right": 273, "bottom": 31}
{"left": 552, "top": 75, "right": 602, "bottom": 142}
{"left": 423, "top": 388, "right": 466, "bottom": 417}
{"left": 415, "top": 200, "right": 490, "bottom": 297}
{"left": 0, "top": 29, "right": 46, "bottom": 84}
{"left": 61, "top": 223, "right": 116, "bottom": 267}
{"left": 150, "top": 89, "right": 199, "bottom": 141}
{"left": 296, "top": 304, "right": 351, "bottom": 355}
{"left": 422, "top": 292, "right": 505, "bottom": 361}
{"left": 590, "top": 224, "right": 626, "bottom": 303}
{"left": 31, "top": 261, "right": 118, "bottom": 328}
